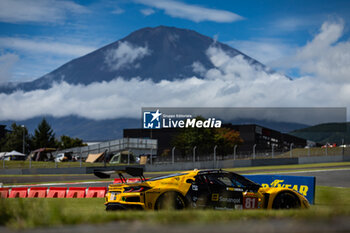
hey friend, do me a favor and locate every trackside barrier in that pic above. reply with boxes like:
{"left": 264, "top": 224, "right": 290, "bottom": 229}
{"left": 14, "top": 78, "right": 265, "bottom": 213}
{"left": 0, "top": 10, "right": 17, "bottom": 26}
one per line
{"left": 0, "top": 188, "right": 9, "bottom": 198}
{"left": 86, "top": 187, "right": 107, "bottom": 198}
{"left": 28, "top": 187, "right": 48, "bottom": 198}
{"left": 47, "top": 187, "right": 67, "bottom": 198}
{"left": 9, "top": 187, "right": 28, "bottom": 198}
{"left": 67, "top": 187, "right": 86, "bottom": 198}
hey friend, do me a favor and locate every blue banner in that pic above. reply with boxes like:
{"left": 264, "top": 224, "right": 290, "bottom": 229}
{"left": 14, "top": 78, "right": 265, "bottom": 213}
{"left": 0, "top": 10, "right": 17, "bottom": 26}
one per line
{"left": 244, "top": 175, "right": 316, "bottom": 204}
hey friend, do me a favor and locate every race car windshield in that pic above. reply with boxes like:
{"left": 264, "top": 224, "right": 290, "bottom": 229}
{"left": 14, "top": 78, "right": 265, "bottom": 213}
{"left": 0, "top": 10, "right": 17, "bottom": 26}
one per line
{"left": 148, "top": 173, "right": 188, "bottom": 181}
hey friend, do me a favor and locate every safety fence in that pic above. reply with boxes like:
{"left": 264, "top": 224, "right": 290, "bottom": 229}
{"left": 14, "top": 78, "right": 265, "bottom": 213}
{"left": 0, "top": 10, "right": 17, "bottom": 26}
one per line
{"left": 153, "top": 146, "right": 350, "bottom": 164}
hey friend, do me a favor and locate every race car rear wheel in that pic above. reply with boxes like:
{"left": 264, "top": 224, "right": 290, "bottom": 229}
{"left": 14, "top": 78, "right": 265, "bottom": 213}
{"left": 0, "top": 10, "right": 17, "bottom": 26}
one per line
{"left": 272, "top": 192, "right": 301, "bottom": 209}
{"left": 155, "top": 192, "right": 187, "bottom": 210}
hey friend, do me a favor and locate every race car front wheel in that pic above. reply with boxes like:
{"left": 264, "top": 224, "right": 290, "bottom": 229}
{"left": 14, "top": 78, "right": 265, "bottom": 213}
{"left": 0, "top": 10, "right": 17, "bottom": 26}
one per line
{"left": 155, "top": 192, "right": 187, "bottom": 210}
{"left": 272, "top": 192, "right": 301, "bottom": 209}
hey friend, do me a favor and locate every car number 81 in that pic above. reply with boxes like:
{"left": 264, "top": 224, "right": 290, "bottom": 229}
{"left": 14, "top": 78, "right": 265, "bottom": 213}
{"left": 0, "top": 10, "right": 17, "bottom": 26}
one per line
{"left": 243, "top": 197, "right": 258, "bottom": 209}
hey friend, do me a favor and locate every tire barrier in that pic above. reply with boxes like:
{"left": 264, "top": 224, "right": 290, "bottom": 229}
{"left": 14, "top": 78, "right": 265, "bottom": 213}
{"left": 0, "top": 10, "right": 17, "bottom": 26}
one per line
{"left": 47, "top": 187, "right": 67, "bottom": 198}
{"left": 28, "top": 187, "right": 48, "bottom": 198}
{"left": 86, "top": 187, "right": 107, "bottom": 198}
{"left": 67, "top": 187, "right": 86, "bottom": 198}
{"left": 9, "top": 187, "right": 28, "bottom": 198}
{"left": 0, "top": 188, "right": 9, "bottom": 198}
{"left": 0, "top": 187, "right": 107, "bottom": 198}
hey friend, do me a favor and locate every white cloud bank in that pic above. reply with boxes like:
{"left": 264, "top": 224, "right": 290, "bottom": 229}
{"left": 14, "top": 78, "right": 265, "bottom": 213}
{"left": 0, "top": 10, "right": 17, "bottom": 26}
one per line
{"left": 272, "top": 20, "right": 350, "bottom": 83}
{"left": 105, "top": 41, "right": 151, "bottom": 70}
{"left": 0, "top": 0, "right": 88, "bottom": 24}
{"left": 0, "top": 20, "right": 349, "bottom": 121}
{"left": 135, "top": 0, "right": 243, "bottom": 23}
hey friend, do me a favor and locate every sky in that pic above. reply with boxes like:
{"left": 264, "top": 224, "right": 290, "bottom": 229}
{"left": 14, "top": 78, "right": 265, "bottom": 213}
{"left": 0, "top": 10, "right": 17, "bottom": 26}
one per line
{"left": 0, "top": 0, "right": 349, "bottom": 122}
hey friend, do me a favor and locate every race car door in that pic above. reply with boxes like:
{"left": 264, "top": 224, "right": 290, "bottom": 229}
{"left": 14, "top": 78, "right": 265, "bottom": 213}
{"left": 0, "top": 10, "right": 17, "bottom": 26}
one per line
{"left": 187, "top": 175, "right": 211, "bottom": 208}
{"left": 205, "top": 173, "right": 244, "bottom": 209}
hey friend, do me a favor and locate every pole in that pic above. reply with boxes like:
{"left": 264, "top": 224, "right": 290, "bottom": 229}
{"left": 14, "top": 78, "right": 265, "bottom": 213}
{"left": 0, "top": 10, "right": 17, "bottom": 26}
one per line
{"left": 128, "top": 150, "right": 130, "bottom": 165}
{"left": 22, "top": 125, "right": 25, "bottom": 154}
{"left": 272, "top": 145, "right": 274, "bottom": 158}
{"left": 150, "top": 148, "right": 153, "bottom": 165}
{"left": 214, "top": 145, "right": 217, "bottom": 168}
{"left": 342, "top": 139, "right": 345, "bottom": 156}
{"left": 253, "top": 144, "right": 256, "bottom": 159}
{"left": 80, "top": 147, "right": 82, "bottom": 167}
{"left": 308, "top": 147, "right": 310, "bottom": 157}
{"left": 290, "top": 143, "right": 293, "bottom": 158}
{"left": 172, "top": 147, "right": 175, "bottom": 164}
{"left": 234, "top": 145, "right": 237, "bottom": 160}
{"left": 193, "top": 146, "right": 197, "bottom": 163}
{"left": 55, "top": 151, "right": 57, "bottom": 168}
{"left": 326, "top": 142, "right": 328, "bottom": 156}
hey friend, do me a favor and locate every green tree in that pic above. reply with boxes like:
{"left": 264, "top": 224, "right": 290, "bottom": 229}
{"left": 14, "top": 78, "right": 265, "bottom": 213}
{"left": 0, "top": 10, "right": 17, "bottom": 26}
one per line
{"left": 0, "top": 123, "right": 31, "bottom": 154}
{"left": 172, "top": 116, "right": 216, "bottom": 157}
{"left": 32, "top": 118, "right": 58, "bottom": 149}
{"left": 173, "top": 118, "right": 243, "bottom": 157}
{"left": 58, "top": 135, "right": 86, "bottom": 149}
{"left": 214, "top": 128, "right": 243, "bottom": 156}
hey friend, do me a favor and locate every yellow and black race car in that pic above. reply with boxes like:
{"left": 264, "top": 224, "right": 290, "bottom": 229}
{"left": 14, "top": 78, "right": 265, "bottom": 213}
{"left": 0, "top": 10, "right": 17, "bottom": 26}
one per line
{"left": 96, "top": 167, "right": 310, "bottom": 211}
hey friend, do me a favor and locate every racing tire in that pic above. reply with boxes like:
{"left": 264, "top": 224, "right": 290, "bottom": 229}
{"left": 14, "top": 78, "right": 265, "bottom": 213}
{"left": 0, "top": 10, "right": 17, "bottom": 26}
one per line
{"left": 155, "top": 192, "right": 187, "bottom": 210}
{"left": 272, "top": 192, "right": 301, "bottom": 209}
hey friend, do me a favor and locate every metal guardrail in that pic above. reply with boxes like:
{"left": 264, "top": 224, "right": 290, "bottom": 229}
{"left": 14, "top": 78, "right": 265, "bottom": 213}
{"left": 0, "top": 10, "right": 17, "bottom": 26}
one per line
{"left": 56, "top": 138, "right": 157, "bottom": 159}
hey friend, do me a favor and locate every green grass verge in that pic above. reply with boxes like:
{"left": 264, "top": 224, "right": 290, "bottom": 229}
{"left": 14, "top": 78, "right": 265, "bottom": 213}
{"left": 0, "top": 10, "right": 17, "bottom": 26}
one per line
{"left": 0, "top": 186, "right": 349, "bottom": 229}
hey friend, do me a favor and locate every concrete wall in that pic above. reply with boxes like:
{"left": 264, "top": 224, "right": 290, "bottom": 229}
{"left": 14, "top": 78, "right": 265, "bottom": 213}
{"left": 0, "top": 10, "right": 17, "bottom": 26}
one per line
{"left": 145, "top": 156, "right": 349, "bottom": 172}
{"left": 298, "top": 155, "right": 345, "bottom": 164}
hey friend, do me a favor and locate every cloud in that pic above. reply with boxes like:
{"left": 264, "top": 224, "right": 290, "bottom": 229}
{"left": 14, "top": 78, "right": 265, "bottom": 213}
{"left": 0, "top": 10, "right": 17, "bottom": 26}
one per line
{"left": 112, "top": 7, "right": 124, "bottom": 15}
{"left": 0, "top": 53, "right": 19, "bottom": 83}
{"left": 226, "top": 39, "right": 296, "bottom": 65}
{"left": 135, "top": 0, "right": 243, "bottom": 23}
{"left": 105, "top": 41, "right": 151, "bottom": 70}
{"left": 140, "top": 8, "right": 155, "bottom": 16}
{"left": 271, "top": 17, "right": 317, "bottom": 32}
{"left": 0, "top": 0, "right": 89, "bottom": 24}
{"left": 0, "top": 37, "right": 96, "bottom": 57}
{"left": 0, "top": 20, "right": 349, "bottom": 122}
{"left": 273, "top": 20, "right": 350, "bottom": 82}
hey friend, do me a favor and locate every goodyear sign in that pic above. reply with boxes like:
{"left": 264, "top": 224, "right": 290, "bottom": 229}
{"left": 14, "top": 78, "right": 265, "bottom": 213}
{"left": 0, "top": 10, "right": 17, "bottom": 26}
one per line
{"left": 244, "top": 175, "right": 316, "bottom": 204}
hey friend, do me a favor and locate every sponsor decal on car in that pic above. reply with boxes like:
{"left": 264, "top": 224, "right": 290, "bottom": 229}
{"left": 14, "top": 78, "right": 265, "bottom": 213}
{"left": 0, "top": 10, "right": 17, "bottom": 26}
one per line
{"left": 245, "top": 175, "right": 316, "bottom": 204}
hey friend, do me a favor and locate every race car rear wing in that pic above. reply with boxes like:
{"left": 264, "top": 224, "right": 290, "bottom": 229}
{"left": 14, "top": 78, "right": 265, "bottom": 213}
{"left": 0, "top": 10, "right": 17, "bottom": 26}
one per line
{"left": 93, "top": 166, "right": 146, "bottom": 183}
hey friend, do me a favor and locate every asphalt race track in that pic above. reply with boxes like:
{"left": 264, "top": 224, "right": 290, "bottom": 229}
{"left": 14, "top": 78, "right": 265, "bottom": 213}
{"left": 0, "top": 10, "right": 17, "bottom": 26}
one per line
{"left": 273, "top": 169, "right": 350, "bottom": 188}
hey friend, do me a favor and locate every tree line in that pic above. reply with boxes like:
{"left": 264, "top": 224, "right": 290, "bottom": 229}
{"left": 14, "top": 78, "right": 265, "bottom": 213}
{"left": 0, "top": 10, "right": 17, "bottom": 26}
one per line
{"left": 0, "top": 118, "right": 86, "bottom": 154}
{"left": 170, "top": 117, "right": 244, "bottom": 157}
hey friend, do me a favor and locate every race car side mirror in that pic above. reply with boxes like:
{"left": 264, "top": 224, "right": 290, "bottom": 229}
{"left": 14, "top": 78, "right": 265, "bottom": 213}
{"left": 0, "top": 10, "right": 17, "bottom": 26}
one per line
{"left": 186, "top": 179, "right": 194, "bottom": 184}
